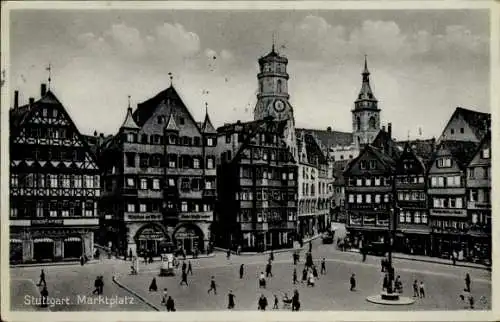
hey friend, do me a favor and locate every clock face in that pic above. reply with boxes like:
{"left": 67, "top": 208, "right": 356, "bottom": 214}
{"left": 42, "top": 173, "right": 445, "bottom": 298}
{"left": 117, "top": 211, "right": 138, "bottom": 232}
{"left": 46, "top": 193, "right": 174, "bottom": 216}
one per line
{"left": 274, "top": 100, "right": 285, "bottom": 113}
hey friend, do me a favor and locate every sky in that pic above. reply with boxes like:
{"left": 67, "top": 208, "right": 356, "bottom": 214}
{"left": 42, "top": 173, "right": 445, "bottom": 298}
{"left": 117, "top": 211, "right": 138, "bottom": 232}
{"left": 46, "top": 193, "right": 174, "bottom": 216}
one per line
{"left": 9, "top": 8, "right": 490, "bottom": 140}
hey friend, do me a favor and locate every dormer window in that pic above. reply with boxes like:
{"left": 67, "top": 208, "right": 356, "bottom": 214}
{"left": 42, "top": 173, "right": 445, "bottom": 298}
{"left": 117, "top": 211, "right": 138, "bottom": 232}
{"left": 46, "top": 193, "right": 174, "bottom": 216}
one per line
{"left": 157, "top": 116, "right": 164, "bottom": 124}
{"left": 126, "top": 133, "right": 136, "bottom": 143}
{"left": 369, "top": 160, "right": 376, "bottom": 169}
{"left": 360, "top": 160, "right": 367, "bottom": 170}
{"left": 437, "top": 158, "right": 452, "bottom": 168}
{"left": 481, "top": 148, "right": 490, "bottom": 159}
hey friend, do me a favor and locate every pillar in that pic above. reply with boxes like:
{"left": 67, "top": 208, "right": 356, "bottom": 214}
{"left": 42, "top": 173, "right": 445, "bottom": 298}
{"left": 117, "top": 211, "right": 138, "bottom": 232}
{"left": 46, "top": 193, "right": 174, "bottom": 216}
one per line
{"left": 54, "top": 239, "right": 63, "bottom": 259}
{"left": 23, "top": 239, "right": 33, "bottom": 262}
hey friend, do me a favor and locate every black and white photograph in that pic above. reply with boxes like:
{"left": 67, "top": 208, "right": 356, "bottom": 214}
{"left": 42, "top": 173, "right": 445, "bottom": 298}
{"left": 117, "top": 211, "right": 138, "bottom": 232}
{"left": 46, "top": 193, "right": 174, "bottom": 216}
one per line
{"left": 1, "top": 1, "right": 497, "bottom": 321}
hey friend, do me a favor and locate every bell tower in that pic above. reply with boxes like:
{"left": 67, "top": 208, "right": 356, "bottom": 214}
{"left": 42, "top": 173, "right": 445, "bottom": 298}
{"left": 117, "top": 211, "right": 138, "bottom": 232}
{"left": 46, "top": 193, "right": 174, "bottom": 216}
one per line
{"left": 352, "top": 56, "right": 381, "bottom": 148}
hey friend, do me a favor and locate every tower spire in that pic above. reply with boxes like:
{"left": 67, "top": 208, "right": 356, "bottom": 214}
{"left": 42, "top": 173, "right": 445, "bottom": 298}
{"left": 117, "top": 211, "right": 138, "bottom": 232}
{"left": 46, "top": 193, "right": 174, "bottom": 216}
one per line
{"left": 46, "top": 63, "right": 52, "bottom": 89}
{"left": 363, "top": 54, "right": 369, "bottom": 75}
{"left": 168, "top": 72, "right": 173, "bottom": 87}
{"left": 272, "top": 32, "right": 276, "bottom": 53}
{"left": 205, "top": 101, "right": 208, "bottom": 116}
{"left": 128, "top": 95, "right": 131, "bottom": 109}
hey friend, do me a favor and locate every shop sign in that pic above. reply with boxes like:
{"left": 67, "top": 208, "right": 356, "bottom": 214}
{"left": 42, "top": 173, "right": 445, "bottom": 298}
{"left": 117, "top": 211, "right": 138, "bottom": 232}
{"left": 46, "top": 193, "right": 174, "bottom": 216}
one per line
{"left": 31, "top": 219, "right": 64, "bottom": 226}
{"left": 179, "top": 213, "right": 213, "bottom": 221}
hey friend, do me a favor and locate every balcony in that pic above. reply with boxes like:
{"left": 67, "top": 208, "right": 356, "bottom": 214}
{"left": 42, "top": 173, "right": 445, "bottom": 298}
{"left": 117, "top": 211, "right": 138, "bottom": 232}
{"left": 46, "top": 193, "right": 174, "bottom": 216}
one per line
{"left": 427, "top": 187, "right": 465, "bottom": 195}
{"left": 178, "top": 211, "right": 213, "bottom": 222}
{"left": 467, "top": 201, "right": 491, "bottom": 210}
{"left": 429, "top": 208, "right": 467, "bottom": 218}
{"left": 205, "top": 169, "right": 216, "bottom": 176}
{"left": 124, "top": 167, "right": 164, "bottom": 175}
{"left": 138, "top": 190, "right": 163, "bottom": 199}
{"left": 122, "top": 142, "right": 163, "bottom": 154}
{"left": 179, "top": 190, "right": 202, "bottom": 199}
{"left": 165, "top": 168, "right": 204, "bottom": 176}
{"left": 124, "top": 212, "right": 163, "bottom": 222}
{"left": 202, "top": 188, "right": 217, "bottom": 198}
{"left": 466, "top": 178, "right": 491, "bottom": 188}
{"left": 239, "top": 178, "right": 253, "bottom": 186}
{"left": 268, "top": 221, "right": 296, "bottom": 230}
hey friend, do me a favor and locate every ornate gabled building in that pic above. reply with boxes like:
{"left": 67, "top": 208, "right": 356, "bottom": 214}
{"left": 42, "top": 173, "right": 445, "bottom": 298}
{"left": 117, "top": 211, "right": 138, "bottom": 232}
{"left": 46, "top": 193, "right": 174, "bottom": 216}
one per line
{"left": 9, "top": 84, "right": 100, "bottom": 263}
{"left": 99, "top": 85, "right": 217, "bottom": 257}
{"left": 465, "top": 131, "right": 491, "bottom": 261}
{"left": 437, "top": 107, "right": 491, "bottom": 144}
{"left": 215, "top": 118, "right": 297, "bottom": 251}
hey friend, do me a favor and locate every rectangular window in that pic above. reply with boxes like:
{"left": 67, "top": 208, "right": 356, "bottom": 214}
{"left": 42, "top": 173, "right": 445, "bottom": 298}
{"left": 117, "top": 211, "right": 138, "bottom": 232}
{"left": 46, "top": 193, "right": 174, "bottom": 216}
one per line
{"left": 421, "top": 213, "right": 428, "bottom": 224}
{"left": 375, "top": 194, "right": 381, "bottom": 203}
{"left": 10, "top": 207, "right": 18, "bottom": 218}
{"left": 205, "top": 180, "right": 213, "bottom": 189}
{"left": 414, "top": 211, "right": 421, "bottom": 224}
{"left": 127, "top": 204, "right": 135, "bottom": 212}
{"left": 348, "top": 194, "right": 354, "bottom": 203}
{"left": 481, "top": 148, "right": 490, "bottom": 159}
{"left": 365, "top": 194, "right": 372, "bottom": 203}
{"left": 356, "top": 194, "right": 362, "bottom": 203}
{"left": 360, "top": 160, "right": 367, "bottom": 170}
{"left": 153, "top": 179, "right": 160, "bottom": 190}
{"left": 181, "top": 178, "right": 190, "bottom": 192}
{"left": 11, "top": 174, "right": 19, "bottom": 187}
{"left": 125, "top": 153, "right": 135, "bottom": 167}
{"left": 470, "top": 189, "right": 478, "bottom": 202}
{"left": 365, "top": 178, "right": 371, "bottom": 186}
{"left": 374, "top": 177, "right": 381, "bottom": 186}
{"left": 193, "top": 158, "right": 200, "bottom": 169}
{"left": 169, "top": 155, "right": 177, "bottom": 168}
{"left": 206, "top": 157, "right": 214, "bottom": 169}
{"left": 74, "top": 176, "right": 82, "bottom": 188}
{"left": 181, "top": 201, "right": 188, "bottom": 212}
{"left": 399, "top": 212, "right": 405, "bottom": 223}
{"left": 207, "top": 138, "right": 214, "bottom": 146}
{"left": 384, "top": 194, "right": 390, "bottom": 203}
{"left": 288, "top": 172, "right": 294, "bottom": 180}
{"left": 140, "top": 179, "right": 148, "bottom": 190}
{"left": 398, "top": 192, "right": 404, "bottom": 201}
{"left": 226, "top": 134, "right": 231, "bottom": 143}
{"left": 50, "top": 174, "right": 58, "bottom": 188}
{"left": 456, "top": 197, "right": 463, "bottom": 208}
{"left": 126, "top": 177, "right": 135, "bottom": 188}
{"left": 49, "top": 201, "right": 58, "bottom": 217}
{"left": 468, "top": 168, "right": 474, "bottom": 178}
{"left": 418, "top": 176, "right": 424, "bottom": 183}
{"left": 356, "top": 179, "right": 363, "bottom": 186}
{"left": 369, "top": 160, "right": 376, "bottom": 169}
{"left": 405, "top": 211, "right": 411, "bottom": 223}
{"left": 140, "top": 204, "right": 147, "bottom": 213}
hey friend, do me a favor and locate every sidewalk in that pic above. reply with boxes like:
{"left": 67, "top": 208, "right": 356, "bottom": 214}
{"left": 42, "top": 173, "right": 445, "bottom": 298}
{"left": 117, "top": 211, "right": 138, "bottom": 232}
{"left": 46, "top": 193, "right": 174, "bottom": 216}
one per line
{"left": 214, "top": 233, "right": 322, "bottom": 256}
{"left": 11, "top": 259, "right": 99, "bottom": 268}
{"left": 347, "top": 248, "right": 490, "bottom": 271}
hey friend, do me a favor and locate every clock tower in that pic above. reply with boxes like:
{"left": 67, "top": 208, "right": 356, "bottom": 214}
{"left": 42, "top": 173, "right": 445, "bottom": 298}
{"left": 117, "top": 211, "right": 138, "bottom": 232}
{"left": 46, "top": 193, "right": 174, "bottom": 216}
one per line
{"left": 254, "top": 44, "right": 297, "bottom": 160}
{"left": 352, "top": 56, "right": 381, "bottom": 149}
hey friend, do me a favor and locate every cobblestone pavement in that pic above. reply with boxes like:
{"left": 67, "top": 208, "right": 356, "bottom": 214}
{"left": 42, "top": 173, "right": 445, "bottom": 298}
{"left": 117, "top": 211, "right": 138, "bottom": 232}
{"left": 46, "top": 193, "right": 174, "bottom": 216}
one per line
{"left": 9, "top": 240, "right": 491, "bottom": 311}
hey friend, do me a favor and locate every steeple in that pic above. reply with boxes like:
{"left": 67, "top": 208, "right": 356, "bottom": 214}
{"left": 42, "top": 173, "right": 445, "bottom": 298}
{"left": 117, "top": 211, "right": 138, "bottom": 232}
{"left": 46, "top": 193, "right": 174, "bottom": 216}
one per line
{"left": 120, "top": 95, "right": 139, "bottom": 130}
{"left": 355, "top": 55, "right": 378, "bottom": 108}
{"left": 201, "top": 102, "right": 216, "bottom": 134}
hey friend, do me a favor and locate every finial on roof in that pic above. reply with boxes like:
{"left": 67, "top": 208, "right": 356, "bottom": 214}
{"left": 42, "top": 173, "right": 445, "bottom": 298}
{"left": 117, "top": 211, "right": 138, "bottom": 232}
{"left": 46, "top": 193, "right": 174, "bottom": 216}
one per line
{"left": 363, "top": 54, "right": 369, "bottom": 75}
{"left": 168, "top": 72, "right": 173, "bottom": 87}
{"left": 46, "top": 63, "right": 52, "bottom": 89}
{"left": 128, "top": 95, "right": 131, "bottom": 109}
{"left": 205, "top": 102, "right": 208, "bottom": 116}
{"left": 272, "top": 32, "right": 276, "bottom": 53}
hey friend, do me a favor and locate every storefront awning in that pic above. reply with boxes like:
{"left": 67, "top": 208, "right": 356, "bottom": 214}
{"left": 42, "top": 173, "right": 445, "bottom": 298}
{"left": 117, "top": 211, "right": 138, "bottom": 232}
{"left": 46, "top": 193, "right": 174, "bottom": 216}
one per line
{"left": 400, "top": 229, "right": 430, "bottom": 235}
{"left": 10, "top": 239, "right": 23, "bottom": 243}
{"left": 64, "top": 237, "right": 82, "bottom": 242}
{"left": 34, "top": 238, "right": 54, "bottom": 243}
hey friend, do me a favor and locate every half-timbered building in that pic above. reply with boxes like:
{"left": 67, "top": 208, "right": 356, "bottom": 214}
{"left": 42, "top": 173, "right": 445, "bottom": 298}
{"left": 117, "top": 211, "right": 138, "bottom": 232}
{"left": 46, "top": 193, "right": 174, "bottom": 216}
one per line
{"left": 9, "top": 84, "right": 100, "bottom": 263}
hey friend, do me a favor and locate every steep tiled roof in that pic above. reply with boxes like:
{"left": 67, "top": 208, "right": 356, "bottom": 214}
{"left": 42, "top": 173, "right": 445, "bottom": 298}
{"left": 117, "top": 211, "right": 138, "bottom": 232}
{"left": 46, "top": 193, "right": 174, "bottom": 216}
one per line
{"left": 201, "top": 113, "right": 217, "bottom": 134}
{"left": 437, "top": 140, "right": 479, "bottom": 170}
{"left": 332, "top": 168, "right": 345, "bottom": 186}
{"left": 296, "top": 128, "right": 353, "bottom": 148}
{"left": 456, "top": 107, "right": 491, "bottom": 140}
{"left": 396, "top": 138, "right": 436, "bottom": 166}
{"left": 303, "top": 133, "right": 327, "bottom": 165}
{"left": 372, "top": 130, "right": 401, "bottom": 160}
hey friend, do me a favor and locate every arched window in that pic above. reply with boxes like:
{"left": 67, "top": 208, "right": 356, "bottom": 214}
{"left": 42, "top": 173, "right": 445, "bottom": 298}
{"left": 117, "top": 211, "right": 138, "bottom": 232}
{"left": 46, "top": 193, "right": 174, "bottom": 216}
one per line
{"left": 369, "top": 116, "right": 376, "bottom": 129}
{"left": 356, "top": 117, "right": 361, "bottom": 131}
{"left": 277, "top": 80, "right": 283, "bottom": 93}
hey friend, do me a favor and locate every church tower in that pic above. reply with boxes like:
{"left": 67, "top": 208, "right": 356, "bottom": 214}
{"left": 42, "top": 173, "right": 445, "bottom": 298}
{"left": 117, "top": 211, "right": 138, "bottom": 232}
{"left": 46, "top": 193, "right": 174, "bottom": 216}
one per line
{"left": 352, "top": 56, "right": 381, "bottom": 149}
{"left": 254, "top": 43, "right": 297, "bottom": 160}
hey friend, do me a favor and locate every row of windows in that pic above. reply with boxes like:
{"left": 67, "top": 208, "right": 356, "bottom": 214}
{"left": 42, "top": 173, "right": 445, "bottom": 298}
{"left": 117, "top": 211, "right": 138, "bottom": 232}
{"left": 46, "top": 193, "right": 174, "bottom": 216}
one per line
{"left": 467, "top": 166, "right": 490, "bottom": 179}
{"left": 237, "top": 209, "right": 297, "bottom": 223}
{"left": 432, "top": 197, "right": 464, "bottom": 209}
{"left": 360, "top": 160, "right": 377, "bottom": 170}
{"left": 399, "top": 211, "right": 428, "bottom": 224}
{"left": 431, "top": 219, "right": 467, "bottom": 230}
{"left": 126, "top": 201, "right": 213, "bottom": 213}
{"left": 347, "top": 177, "right": 391, "bottom": 187}
{"left": 125, "top": 153, "right": 215, "bottom": 170}
{"left": 125, "top": 133, "right": 216, "bottom": 147}
{"left": 348, "top": 193, "right": 391, "bottom": 204}
{"left": 469, "top": 188, "right": 491, "bottom": 203}
{"left": 13, "top": 147, "right": 86, "bottom": 162}
{"left": 26, "top": 126, "right": 73, "bottom": 140}
{"left": 125, "top": 176, "right": 214, "bottom": 191}
{"left": 11, "top": 174, "right": 99, "bottom": 189}
{"left": 240, "top": 166, "right": 295, "bottom": 181}
{"left": 235, "top": 190, "right": 297, "bottom": 201}
{"left": 397, "top": 191, "right": 426, "bottom": 201}
{"left": 429, "top": 176, "right": 461, "bottom": 188}
{"left": 240, "top": 147, "right": 291, "bottom": 163}
{"left": 396, "top": 176, "right": 425, "bottom": 184}
{"left": 10, "top": 200, "right": 95, "bottom": 218}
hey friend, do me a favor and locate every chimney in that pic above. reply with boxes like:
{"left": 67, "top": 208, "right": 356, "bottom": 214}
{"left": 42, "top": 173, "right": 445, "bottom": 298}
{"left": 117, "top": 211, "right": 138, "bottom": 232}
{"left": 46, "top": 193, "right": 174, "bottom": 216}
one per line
{"left": 327, "top": 126, "right": 332, "bottom": 132}
{"left": 14, "top": 90, "right": 19, "bottom": 109}
{"left": 100, "top": 133, "right": 104, "bottom": 138}
{"left": 41, "top": 83, "right": 47, "bottom": 97}
{"left": 382, "top": 125, "right": 386, "bottom": 132}
{"left": 388, "top": 123, "right": 392, "bottom": 138}
{"left": 94, "top": 130, "right": 98, "bottom": 136}
{"left": 29, "top": 97, "right": 35, "bottom": 105}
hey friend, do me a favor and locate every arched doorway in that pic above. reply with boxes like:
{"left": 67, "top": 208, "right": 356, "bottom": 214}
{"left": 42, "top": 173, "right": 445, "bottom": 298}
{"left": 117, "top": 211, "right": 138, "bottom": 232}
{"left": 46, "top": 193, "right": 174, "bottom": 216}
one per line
{"left": 135, "top": 224, "right": 170, "bottom": 257}
{"left": 173, "top": 224, "right": 204, "bottom": 255}
{"left": 64, "top": 236, "right": 82, "bottom": 259}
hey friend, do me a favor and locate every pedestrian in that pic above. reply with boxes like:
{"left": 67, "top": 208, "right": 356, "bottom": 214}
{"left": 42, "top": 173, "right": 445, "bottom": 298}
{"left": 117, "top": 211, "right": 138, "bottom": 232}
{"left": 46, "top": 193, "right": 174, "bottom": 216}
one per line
{"left": 92, "top": 276, "right": 100, "bottom": 294}
{"left": 226, "top": 249, "right": 231, "bottom": 260}
{"left": 293, "top": 268, "right": 298, "bottom": 284}
{"left": 128, "top": 249, "right": 133, "bottom": 261}
{"left": 259, "top": 272, "right": 266, "bottom": 288}
{"left": 468, "top": 294, "right": 475, "bottom": 309}
{"left": 465, "top": 273, "right": 471, "bottom": 292}
{"left": 182, "top": 261, "right": 187, "bottom": 274}
{"left": 237, "top": 245, "right": 242, "bottom": 255}
{"left": 452, "top": 251, "right": 456, "bottom": 266}
{"left": 149, "top": 277, "right": 158, "bottom": 292}
{"left": 312, "top": 265, "right": 319, "bottom": 279}
{"left": 273, "top": 294, "right": 279, "bottom": 309}
{"left": 166, "top": 296, "right": 176, "bottom": 312}
{"left": 40, "top": 286, "right": 49, "bottom": 308}
{"left": 350, "top": 273, "right": 356, "bottom": 291}
{"left": 258, "top": 294, "right": 268, "bottom": 311}
{"left": 180, "top": 270, "right": 188, "bottom": 286}
{"left": 382, "top": 273, "right": 389, "bottom": 291}
{"left": 307, "top": 271, "right": 315, "bottom": 287}
{"left": 227, "top": 290, "right": 236, "bottom": 309}
{"left": 381, "top": 258, "right": 386, "bottom": 272}
{"left": 148, "top": 251, "right": 153, "bottom": 264}
{"left": 161, "top": 288, "right": 168, "bottom": 306}
{"left": 207, "top": 276, "right": 217, "bottom": 294}
{"left": 266, "top": 262, "right": 273, "bottom": 277}
{"left": 308, "top": 240, "right": 312, "bottom": 252}
{"left": 98, "top": 276, "right": 104, "bottom": 295}
{"left": 239, "top": 264, "right": 244, "bottom": 279}
{"left": 419, "top": 281, "right": 425, "bottom": 298}
{"left": 38, "top": 269, "right": 46, "bottom": 286}
{"left": 187, "top": 261, "right": 193, "bottom": 275}
{"left": 301, "top": 268, "right": 308, "bottom": 283}
{"left": 320, "top": 258, "right": 326, "bottom": 275}
{"left": 143, "top": 252, "right": 148, "bottom": 265}
{"left": 362, "top": 247, "right": 367, "bottom": 262}
{"left": 80, "top": 255, "right": 85, "bottom": 266}
{"left": 413, "top": 280, "right": 419, "bottom": 297}
{"left": 394, "top": 275, "right": 402, "bottom": 293}
{"left": 292, "top": 290, "right": 300, "bottom": 311}
{"left": 95, "top": 249, "right": 100, "bottom": 260}
{"left": 269, "top": 250, "right": 274, "bottom": 262}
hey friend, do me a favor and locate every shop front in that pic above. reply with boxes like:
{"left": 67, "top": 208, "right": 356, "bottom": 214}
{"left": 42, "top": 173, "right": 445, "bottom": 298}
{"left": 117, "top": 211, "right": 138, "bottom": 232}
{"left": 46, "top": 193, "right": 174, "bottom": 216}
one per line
{"left": 135, "top": 224, "right": 170, "bottom": 257}
{"left": 34, "top": 238, "right": 55, "bottom": 261}
{"left": 173, "top": 225, "right": 204, "bottom": 255}
{"left": 63, "top": 237, "right": 83, "bottom": 259}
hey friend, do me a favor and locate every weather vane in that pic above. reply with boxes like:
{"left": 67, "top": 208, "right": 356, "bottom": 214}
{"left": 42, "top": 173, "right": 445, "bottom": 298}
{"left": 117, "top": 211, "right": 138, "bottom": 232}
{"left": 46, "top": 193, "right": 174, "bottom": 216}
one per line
{"left": 168, "top": 72, "right": 173, "bottom": 86}
{"left": 128, "top": 95, "right": 131, "bottom": 109}
{"left": 46, "top": 63, "right": 52, "bottom": 89}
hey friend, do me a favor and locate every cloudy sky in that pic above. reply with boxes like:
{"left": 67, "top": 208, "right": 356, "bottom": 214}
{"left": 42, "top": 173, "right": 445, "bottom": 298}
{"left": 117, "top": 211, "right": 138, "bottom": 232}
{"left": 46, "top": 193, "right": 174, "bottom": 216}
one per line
{"left": 9, "top": 8, "right": 490, "bottom": 140}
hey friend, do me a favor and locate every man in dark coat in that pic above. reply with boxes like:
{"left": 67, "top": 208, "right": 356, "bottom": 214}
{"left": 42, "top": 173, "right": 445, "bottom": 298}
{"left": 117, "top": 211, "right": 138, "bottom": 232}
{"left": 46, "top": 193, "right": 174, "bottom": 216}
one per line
{"left": 166, "top": 296, "right": 175, "bottom": 312}
{"left": 293, "top": 268, "right": 298, "bottom": 284}
{"left": 40, "top": 286, "right": 49, "bottom": 308}
{"left": 320, "top": 258, "right": 326, "bottom": 275}
{"left": 187, "top": 261, "right": 193, "bottom": 275}
{"left": 38, "top": 269, "right": 46, "bottom": 286}
{"left": 239, "top": 264, "right": 244, "bottom": 279}
{"left": 350, "top": 273, "right": 356, "bottom": 291}
{"left": 292, "top": 290, "right": 300, "bottom": 311}
{"left": 227, "top": 290, "right": 236, "bottom": 309}
{"left": 180, "top": 270, "right": 189, "bottom": 286}
{"left": 149, "top": 277, "right": 158, "bottom": 292}
{"left": 465, "top": 273, "right": 471, "bottom": 292}
{"left": 266, "top": 262, "right": 273, "bottom": 277}
{"left": 258, "top": 294, "right": 268, "bottom": 311}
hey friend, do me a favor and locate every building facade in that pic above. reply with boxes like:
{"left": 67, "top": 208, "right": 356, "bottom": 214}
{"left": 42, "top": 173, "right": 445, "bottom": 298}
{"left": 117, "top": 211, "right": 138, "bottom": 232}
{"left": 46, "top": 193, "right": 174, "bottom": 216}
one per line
{"left": 9, "top": 84, "right": 100, "bottom": 263}
{"left": 215, "top": 119, "right": 298, "bottom": 251}
{"left": 98, "top": 85, "right": 217, "bottom": 257}
{"left": 465, "top": 132, "right": 491, "bottom": 261}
